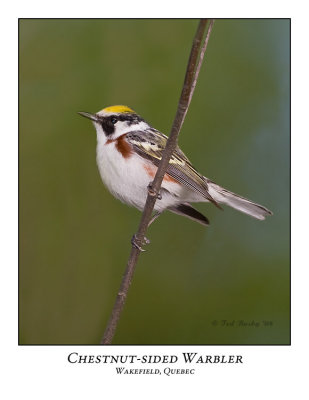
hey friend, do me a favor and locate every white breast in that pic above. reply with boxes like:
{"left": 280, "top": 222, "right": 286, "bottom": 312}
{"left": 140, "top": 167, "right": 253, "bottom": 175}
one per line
{"left": 96, "top": 140, "right": 187, "bottom": 212}
{"left": 96, "top": 141, "right": 151, "bottom": 210}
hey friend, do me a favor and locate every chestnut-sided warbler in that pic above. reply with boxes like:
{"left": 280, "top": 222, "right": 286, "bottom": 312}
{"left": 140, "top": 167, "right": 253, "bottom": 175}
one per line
{"left": 78, "top": 105, "right": 272, "bottom": 227}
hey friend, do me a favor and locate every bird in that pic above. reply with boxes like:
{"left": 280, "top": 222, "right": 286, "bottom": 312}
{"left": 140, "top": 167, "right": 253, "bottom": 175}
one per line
{"left": 78, "top": 105, "right": 272, "bottom": 241}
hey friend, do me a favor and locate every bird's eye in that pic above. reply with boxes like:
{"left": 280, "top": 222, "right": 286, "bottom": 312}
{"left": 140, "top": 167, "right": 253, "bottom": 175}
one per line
{"left": 111, "top": 117, "right": 118, "bottom": 124}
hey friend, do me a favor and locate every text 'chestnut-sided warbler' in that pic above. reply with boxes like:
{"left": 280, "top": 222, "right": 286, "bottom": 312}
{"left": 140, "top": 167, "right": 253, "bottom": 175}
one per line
{"left": 78, "top": 105, "right": 272, "bottom": 228}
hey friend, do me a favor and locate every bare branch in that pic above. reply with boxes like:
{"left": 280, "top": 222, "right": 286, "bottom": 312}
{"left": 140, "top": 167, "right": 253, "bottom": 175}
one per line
{"left": 101, "top": 19, "right": 215, "bottom": 345}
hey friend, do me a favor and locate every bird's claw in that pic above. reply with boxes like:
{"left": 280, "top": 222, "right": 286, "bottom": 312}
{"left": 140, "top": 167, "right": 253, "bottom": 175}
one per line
{"left": 131, "top": 234, "right": 151, "bottom": 252}
{"left": 147, "top": 183, "right": 162, "bottom": 200}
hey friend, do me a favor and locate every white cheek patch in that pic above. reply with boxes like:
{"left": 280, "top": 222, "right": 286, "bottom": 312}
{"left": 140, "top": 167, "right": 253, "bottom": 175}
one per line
{"left": 124, "top": 121, "right": 149, "bottom": 132}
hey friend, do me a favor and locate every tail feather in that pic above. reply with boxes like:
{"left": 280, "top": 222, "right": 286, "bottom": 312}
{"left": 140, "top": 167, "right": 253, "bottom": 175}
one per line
{"left": 169, "top": 203, "right": 209, "bottom": 226}
{"left": 206, "top": 180, "right": 273, "bottom": 220}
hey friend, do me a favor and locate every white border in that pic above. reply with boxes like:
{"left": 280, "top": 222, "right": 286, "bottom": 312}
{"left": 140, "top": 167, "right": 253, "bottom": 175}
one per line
{"left": 2, "top": 0, "right": 309, "bottom": 398}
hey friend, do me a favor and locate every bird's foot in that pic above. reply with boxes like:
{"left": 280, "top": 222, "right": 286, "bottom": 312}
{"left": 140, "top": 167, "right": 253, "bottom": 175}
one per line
{"left": 131, "top": 233, "right": 151, "bottom": 252}
{"left": 147, "top": 183, "right": 162, "bottom": 200}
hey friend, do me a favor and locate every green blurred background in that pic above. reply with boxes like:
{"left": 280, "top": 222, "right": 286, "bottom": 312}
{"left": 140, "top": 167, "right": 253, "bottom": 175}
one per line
{"left": 19, "top": 19, "right": 290, "bottom": 344}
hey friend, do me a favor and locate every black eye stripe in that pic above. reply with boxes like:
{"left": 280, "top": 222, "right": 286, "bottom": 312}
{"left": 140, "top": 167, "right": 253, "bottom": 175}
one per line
{"left": 98, "top": 113, "right": 145, "bottom": 136}
{"left": 117, "top": 114, "right": 145, "bottom": 125}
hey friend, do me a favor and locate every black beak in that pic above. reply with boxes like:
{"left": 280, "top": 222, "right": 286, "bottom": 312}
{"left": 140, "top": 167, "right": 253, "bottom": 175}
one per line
{"left": 78, "top": 111, "right": 98, "bottom": 122}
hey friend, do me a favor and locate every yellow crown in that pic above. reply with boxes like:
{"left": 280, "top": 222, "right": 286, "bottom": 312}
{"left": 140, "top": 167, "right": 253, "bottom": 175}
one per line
{"left": 102, "top": 105, "right": 135, "bottom": 114}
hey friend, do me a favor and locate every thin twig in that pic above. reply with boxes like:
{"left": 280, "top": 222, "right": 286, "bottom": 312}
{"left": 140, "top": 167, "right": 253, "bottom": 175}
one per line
{"left": 101, "top": 19, "right": 215, "bottom": 345}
